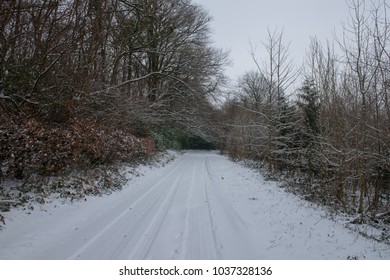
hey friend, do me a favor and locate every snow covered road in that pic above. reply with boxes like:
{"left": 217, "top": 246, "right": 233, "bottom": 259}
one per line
{"left": 0, "top": 151, "right": 389, "bottom": 259}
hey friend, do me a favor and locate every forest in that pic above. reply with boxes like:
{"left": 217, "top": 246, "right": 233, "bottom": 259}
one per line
{"left": 1, "top": 0, "right": 390, "bottom": 226}
{"left": 0, "top": 0, "right": 227, "bottom": 175}
{"left": 222, "top": 0, "right": 390, "bottom": 224}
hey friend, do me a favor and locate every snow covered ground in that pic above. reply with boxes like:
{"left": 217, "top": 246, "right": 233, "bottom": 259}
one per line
{"left": 0, "top": 150, "right": 389, "bottom": 259}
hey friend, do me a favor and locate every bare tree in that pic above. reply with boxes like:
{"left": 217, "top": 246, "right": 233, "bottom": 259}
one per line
{"left": 248, "top": 27, "right": 298, "bottom": 171}
{"left": 1, "top": 0, "right": 228, "bottom": 179}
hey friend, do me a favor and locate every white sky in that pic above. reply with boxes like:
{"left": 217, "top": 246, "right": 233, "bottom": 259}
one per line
{"left": 193, "top": 0, "right": 351, "bottom": 80}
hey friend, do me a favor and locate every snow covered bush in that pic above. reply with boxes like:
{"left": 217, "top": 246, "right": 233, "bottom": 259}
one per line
{"left": 0, "top": 117, "right": 155, "bottom": 180}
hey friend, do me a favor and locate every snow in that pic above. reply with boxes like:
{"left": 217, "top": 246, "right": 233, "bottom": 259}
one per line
{"left": 0, "top": 150, "right": 389, "bottom": 259}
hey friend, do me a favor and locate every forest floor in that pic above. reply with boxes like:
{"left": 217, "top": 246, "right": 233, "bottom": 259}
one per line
{"left": 0, "top": 150, "right": 389, "bottom": 259}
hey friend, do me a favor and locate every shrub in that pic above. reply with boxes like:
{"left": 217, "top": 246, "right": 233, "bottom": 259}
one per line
{"left": 0, "top": 117, "right": 155, "bottom": 179}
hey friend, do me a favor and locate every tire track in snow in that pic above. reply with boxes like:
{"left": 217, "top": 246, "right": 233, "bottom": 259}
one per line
{"left": 127, "top": 160, "right": 188, "bottom": 259}
{"left": 67, "top": 155, "right": 188, "bottom": 259}
{"left": 202, "top": 155, "right": 223, "bottom": 259}
{"left": 180, "top": 155, "right": 197, "bottom": 259}
{"left": 203, "top": 154, "right": 260, "bottom": 259}
{"left": 105, "top": 182, "right": 173, "bottom": 259}
{"left": 204, "top": 155, "right": 247, "bottom": 228}
{"left": 179, "top": 153, "right": 222, "bottom": 259}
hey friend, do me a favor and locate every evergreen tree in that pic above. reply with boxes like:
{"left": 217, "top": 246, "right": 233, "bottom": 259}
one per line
{"left": 297, "top": 79, "right": 321, "bottom": 175}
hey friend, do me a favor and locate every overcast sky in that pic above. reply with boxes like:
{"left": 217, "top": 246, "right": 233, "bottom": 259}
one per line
{"left": 193, "top": 0, "right": 351, "bottom": 81}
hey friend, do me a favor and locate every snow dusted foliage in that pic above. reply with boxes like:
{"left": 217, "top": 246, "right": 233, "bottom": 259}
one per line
{"left": 218, "top": 1, "right": 390, "bottom": 230}
{"left": 0, "top": 0, "right": 226, "bottom": 185}
{"left": 0, "top": 117, "right": 155, "bottom": 180}
{"left": 0, "top": 0, "right": 226, "bottom": 143}
{"left": 0, "top": 150, "right": 176, "bottom": 219}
